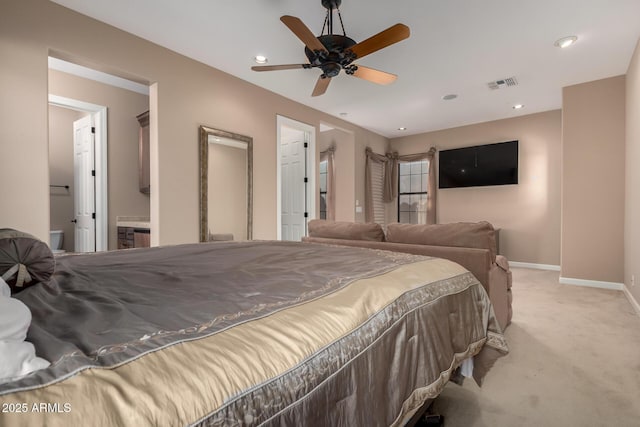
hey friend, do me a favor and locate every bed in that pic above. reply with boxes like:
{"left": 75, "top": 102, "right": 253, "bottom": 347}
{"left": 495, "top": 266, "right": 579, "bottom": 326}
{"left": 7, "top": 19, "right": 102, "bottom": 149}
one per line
{"left": 0, "top": 240, "right": 507, "bottom": 426}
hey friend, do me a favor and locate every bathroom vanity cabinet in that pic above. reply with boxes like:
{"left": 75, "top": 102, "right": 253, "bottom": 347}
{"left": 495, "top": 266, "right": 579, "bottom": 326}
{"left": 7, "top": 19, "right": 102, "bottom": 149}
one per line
{"left": 116, "top": 216, "right": 150, "bottom": 249}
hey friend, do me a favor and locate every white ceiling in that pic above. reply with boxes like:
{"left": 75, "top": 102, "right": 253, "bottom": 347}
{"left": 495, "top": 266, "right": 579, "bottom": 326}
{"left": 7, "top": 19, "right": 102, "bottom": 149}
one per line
{"left": 51, "top": 0, "right": 640, "bottom": 138}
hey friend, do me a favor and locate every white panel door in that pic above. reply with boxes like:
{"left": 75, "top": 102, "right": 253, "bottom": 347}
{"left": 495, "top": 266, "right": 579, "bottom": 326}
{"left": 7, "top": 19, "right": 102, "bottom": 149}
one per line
{"left": 73, "top": 114, "right": 95, "bottom": 252}
{"left": 280, "top": 135, "right": 306, "bottom": 241}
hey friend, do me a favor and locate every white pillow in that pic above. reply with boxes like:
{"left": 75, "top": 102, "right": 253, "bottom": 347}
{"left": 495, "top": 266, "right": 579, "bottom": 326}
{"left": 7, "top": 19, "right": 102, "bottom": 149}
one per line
{"left": 0, "top": 277, "right": 50, "bottom": 384}
{"left": 0, "top": 296, "right": 31, "bottom": 341}
{"left": 0, "top": 341, "right": 50, "bottom": 383}
{"left": 0, "top": 278, "right": 10, "bottom": 297}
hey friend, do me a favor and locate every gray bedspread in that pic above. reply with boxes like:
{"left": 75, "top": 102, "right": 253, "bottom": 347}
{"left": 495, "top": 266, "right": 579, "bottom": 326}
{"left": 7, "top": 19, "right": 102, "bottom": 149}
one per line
{"left": 2, "top": 241, "right": 423, "bottom": 393}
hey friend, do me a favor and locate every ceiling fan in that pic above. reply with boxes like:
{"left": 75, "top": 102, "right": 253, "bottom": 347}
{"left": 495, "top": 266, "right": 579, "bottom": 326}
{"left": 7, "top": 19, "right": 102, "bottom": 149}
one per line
{"left": 252, "top": 0, "right": 410, "bottom": 96}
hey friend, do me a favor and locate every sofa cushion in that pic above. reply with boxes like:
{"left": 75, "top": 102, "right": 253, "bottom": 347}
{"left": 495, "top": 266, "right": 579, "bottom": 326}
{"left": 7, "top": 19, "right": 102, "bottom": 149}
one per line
{"left": 386, "top": 221, "right": 497, "bottom": 261}
{"left": 307, "top": 220, "right": 385, "bottom": 242}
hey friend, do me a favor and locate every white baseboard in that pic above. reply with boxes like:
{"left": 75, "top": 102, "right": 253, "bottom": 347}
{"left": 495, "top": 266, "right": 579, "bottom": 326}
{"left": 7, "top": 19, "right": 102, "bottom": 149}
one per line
{"left": 622, "top": 286, "right": 640, "bottom": 316}
{"left": 559, "top": 276, "right": 624, "bottom": 291}
{"left": 509, "top": 262, "right": 561, "bottom": 271}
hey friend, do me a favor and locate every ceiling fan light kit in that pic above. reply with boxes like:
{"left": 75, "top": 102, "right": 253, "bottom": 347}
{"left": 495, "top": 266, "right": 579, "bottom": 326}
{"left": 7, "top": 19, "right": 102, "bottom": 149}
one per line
{"left": 554, "top": 35, "right": 578, "bottom": 48}
{"left": 252, "top": 0, "right": 410, "bottom": 96}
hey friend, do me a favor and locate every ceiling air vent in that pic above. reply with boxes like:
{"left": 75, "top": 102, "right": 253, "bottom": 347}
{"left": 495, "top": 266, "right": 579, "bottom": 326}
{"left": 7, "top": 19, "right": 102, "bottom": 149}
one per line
{"left": 487, "top": 76, "right": 518, "bottom": 90}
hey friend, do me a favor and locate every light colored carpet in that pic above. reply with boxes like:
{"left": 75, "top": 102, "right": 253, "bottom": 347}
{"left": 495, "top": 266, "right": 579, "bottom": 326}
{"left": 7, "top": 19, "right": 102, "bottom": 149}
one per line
{"left": 434, "top": 267, "right": 640, "bottom": 427}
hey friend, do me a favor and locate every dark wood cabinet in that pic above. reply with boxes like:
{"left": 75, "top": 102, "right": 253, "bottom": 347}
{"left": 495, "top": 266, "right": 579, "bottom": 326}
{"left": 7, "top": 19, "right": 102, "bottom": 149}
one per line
{"left": 117, "top": 226, "right": 150, "bottom": 249}
{"left": 117, "top": 227, "right": 135, "bottom": 249}
{"left": 137, "top": 111, "right": 150, "bottom": 194}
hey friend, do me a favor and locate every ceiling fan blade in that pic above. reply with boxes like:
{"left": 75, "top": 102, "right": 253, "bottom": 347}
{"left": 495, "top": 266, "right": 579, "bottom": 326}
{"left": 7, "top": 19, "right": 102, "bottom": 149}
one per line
{"left": 352, "top": 65, "right": 397, "bottom": 85}
{"left": 312, "top": 76, "right": 331, "bottom": 97}
{"left": 349, "top": 23, "right": 410, "bottom": 59}
{"left": 251, "top": 64, "right": 309, "bottom": 72}
{"left": 281, "top": 15, "right": 328, "bottom": 53}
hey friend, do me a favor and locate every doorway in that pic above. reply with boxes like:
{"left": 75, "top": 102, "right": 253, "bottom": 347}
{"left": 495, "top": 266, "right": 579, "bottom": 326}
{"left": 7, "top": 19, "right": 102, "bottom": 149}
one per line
{"left": 48, "top": 95, "right": 108, "bottom": 252}
{"left": 277, "top": 115, "right": 316, "bottom": 241}
{"left": 48, "top": 55, "right": 151, "bottom": 251}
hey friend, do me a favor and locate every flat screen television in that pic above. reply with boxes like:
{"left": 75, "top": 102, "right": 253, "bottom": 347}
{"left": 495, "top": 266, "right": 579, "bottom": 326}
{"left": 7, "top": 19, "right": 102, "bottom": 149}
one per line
{"left": 438, "top": 140, "right": 518, "bottom": 189}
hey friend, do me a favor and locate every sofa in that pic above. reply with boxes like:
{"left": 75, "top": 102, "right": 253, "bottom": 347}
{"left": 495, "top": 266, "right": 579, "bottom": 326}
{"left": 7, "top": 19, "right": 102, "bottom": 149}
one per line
{"left": 301, "top": 220, "right": 513, "bottom": 330}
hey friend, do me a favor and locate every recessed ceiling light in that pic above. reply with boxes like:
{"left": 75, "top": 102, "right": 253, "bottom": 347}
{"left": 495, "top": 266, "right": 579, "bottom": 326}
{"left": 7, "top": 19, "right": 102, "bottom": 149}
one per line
{"left": 554, "top": 36, "right": 578, "bottom": 48}
{"left": 254, "top": 55, "right": 268, "bottom": 64}
{"left": 398, "top": 127, "right": 407, "bottom": 131}
{"left": 442, "top": 94, "right": 458, "bottom": 101}
{"left": 513, "top": 104, "right": 524, "bottom": 110}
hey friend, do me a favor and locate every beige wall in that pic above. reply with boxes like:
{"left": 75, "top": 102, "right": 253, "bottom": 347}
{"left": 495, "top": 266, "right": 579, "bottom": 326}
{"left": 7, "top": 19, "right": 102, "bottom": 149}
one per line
{"left": 626, "top": 39, "right": 640, "bottom": 302}
{"left": 48, "top": 105, "right": 85, "bottom": 252}
{"left": 319, "top": 128, "right": 357, "bottom": 222}
{"left": 562, "top": 76, "right": 626, "bottom": 283}
{"left": 48, "top": 69, "right": 150, "bottom": 250}
{"left": 390, "top": 111, "right": 562, "bottom": 265}
{"left": 0, "top": 0, "right": 388, "bottom": 245}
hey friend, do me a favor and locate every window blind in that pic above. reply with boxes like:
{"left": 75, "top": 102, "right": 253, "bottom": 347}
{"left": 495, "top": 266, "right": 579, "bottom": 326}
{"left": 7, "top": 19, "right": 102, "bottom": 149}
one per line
{"left": 371, "top": 161, "right": 385, "bottom": 226}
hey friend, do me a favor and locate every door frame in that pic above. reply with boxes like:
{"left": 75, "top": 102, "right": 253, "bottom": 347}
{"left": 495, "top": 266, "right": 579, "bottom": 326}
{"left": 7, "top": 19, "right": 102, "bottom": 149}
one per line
{"left": 276, "top": 115, "right": 316, "bottom": 240}
{"left": 49, "top": 94, "right": 108, "bottom": 252}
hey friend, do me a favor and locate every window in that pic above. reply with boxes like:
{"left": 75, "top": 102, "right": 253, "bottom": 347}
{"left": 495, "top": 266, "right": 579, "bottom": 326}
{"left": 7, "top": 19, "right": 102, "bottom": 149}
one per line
{"left": 319, "top": 159, "right": 328, "bottom": 220}
{"left": 398, "top": 160, "right": 428, "bottom": 224}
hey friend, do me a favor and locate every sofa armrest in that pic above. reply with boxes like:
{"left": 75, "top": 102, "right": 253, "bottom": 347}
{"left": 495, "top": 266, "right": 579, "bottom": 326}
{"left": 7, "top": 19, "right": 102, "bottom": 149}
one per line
{"left": 488, "top": 263, "right": 512, "bottom": 331}
{"left": 495, "top": 255, "right": 509, "bottom": 272}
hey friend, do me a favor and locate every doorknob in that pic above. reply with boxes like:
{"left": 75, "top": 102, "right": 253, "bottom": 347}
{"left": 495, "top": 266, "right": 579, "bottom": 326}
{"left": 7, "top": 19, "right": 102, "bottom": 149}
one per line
{"left": 71, "top": 219, "right": 77, "bottom": 223}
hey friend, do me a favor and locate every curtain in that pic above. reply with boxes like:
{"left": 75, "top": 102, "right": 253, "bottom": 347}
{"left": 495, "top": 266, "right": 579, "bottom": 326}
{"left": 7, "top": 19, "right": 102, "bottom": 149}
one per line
{"left": 320, "top": 145, "right": 336, "bottom": 221}
{"left": 365, "top": 148, "right": 389, "bottom": 222}
{"left": 365, "top": 147, "right": 437, "bottom": 224}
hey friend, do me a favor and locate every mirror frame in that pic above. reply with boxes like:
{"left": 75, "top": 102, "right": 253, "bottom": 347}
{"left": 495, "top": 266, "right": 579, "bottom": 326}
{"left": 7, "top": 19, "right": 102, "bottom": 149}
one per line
{"left": 199, "top": 125, "right": 253, "bottom": 242}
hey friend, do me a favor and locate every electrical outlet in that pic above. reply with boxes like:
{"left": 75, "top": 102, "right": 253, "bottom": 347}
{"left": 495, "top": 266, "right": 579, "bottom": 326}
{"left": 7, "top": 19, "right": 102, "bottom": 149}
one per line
{"left": 632, "top": 275, "right": 636, "bottom": 287}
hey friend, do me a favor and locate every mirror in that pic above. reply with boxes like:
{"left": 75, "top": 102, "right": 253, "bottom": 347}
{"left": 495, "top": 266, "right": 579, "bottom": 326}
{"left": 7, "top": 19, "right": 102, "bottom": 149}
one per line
{"left": 199, "top": 126, "right": 253, "bottom": 241}
{"left": 318, "top": 126, "right": 355, "bottom": 222}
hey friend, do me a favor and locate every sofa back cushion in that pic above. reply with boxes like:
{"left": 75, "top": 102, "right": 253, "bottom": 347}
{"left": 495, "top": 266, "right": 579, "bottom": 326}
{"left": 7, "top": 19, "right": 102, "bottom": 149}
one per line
{"left": 307, "top": 220, "right": 385, "bottom": 242}
{"left": 386, "top": 221, "right": 497, "bottom": 261}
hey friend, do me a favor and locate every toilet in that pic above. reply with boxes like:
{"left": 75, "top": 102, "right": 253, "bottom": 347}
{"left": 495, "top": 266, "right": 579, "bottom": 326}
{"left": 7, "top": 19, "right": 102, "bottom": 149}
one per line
{"left": 50, "top": 230, "right": 65, "bottom": 254}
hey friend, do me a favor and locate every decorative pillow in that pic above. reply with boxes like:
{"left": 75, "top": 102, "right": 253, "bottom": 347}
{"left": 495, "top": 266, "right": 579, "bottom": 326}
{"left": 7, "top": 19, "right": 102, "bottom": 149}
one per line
{"left": 308, "top": 220, "right": 385, "bottom": 242}
{"left": 0, "top": 229, "right": 55, "bottom": 294}
{"left": 386, "top": 221, "right": 498, "bottom": 261}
